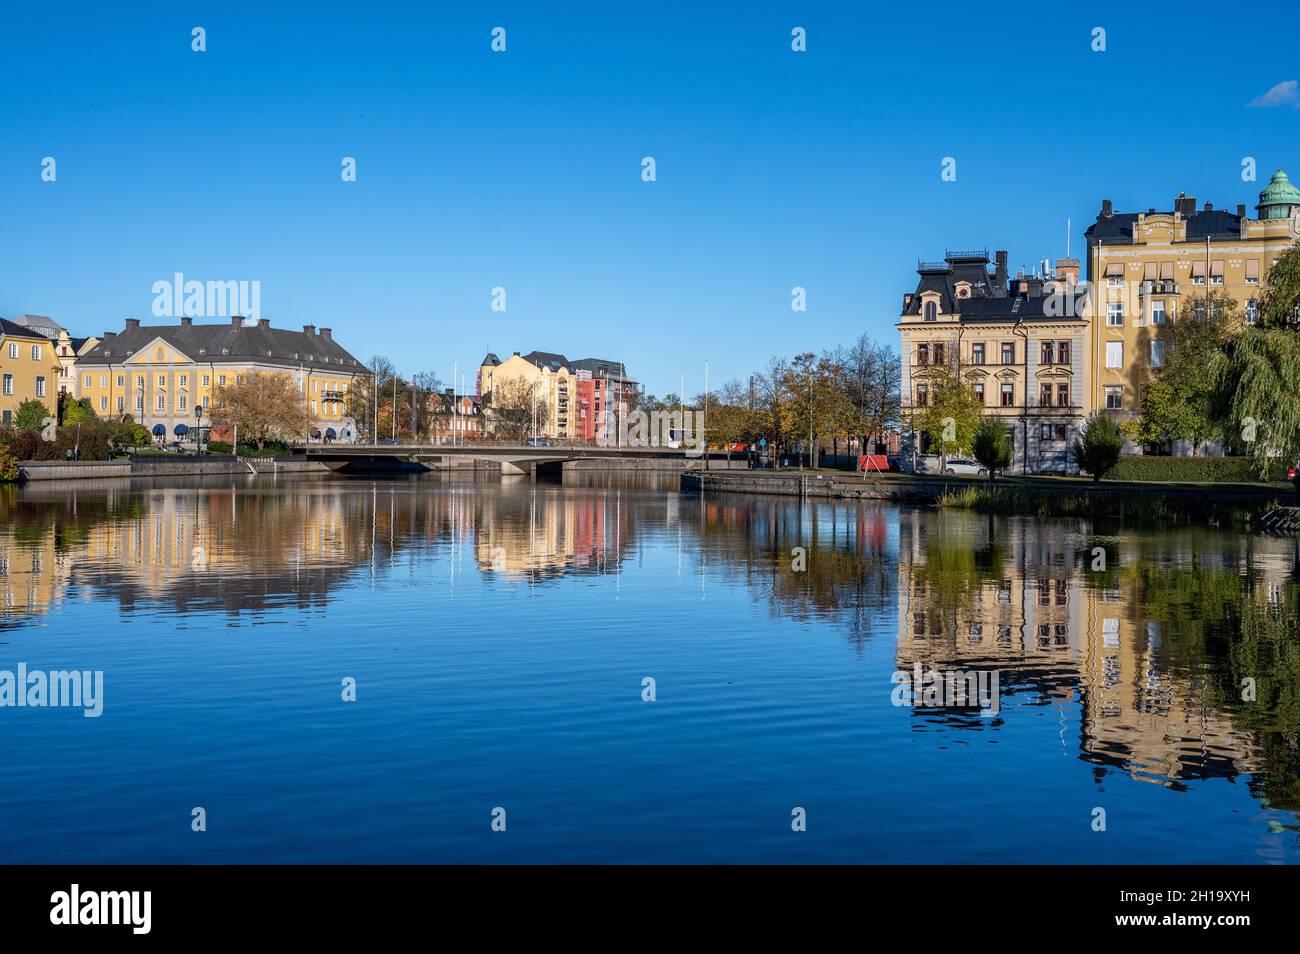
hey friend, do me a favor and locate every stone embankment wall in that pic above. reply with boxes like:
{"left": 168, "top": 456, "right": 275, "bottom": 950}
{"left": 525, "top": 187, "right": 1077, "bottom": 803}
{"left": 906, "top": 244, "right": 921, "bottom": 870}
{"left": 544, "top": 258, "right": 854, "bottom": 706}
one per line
{"left": 18, "top": 455, "right": 333, "bottom": 482}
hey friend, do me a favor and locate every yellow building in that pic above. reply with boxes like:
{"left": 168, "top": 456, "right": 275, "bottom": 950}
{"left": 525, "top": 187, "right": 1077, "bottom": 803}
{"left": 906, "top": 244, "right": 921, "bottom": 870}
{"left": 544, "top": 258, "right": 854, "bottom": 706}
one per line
{"left": 1084, "top": 170, "right": 1300, "bottom": 451}
{"left": 54, "top": 329, "right": 100, "bottom": 399}
{"left": 477, "top": 351, "right": 578, "bottom": 441}
{"left": 74, "top": 316, "right": 368, "bottom": 442}
{"left": 0, "top": 317, "right": 62, "bottom": 426}
{"left": 897, "top": 250, "right": 1088, "bottom": 474}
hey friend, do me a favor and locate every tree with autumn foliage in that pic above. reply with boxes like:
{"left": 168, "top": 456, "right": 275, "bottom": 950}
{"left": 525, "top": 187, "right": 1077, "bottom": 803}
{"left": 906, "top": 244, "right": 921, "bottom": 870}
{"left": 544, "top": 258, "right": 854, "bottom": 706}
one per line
{"left": 211, "top": 371, "right": 312, "bottom": 450}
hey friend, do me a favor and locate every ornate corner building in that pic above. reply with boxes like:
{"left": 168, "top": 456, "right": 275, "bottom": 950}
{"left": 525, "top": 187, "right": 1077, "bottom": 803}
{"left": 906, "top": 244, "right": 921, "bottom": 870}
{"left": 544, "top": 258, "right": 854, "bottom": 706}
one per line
{"left": 897, "top": 250, "right": 1087, "bottom": 474}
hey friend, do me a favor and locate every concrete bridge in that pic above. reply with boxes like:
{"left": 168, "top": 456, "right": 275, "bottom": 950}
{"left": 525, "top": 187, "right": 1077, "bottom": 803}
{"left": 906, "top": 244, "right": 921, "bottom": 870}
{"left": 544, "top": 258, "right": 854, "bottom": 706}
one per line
{"left": 293, "top": 442, "right": 744, "bottom": 478}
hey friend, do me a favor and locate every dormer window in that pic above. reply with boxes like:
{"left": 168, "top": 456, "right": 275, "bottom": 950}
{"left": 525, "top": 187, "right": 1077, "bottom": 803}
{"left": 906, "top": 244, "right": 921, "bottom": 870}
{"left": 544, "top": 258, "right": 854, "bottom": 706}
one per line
{"left": 924, "top": 301, "right": 937, "bottom": 321}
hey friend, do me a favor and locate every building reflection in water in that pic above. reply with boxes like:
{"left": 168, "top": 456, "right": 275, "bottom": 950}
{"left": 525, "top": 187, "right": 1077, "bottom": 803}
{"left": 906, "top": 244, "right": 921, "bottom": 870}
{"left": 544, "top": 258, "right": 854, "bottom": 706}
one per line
{"left": 0, "top": 475, "right": 643, "bottom": 622}
{"left": 3, "top": 476, "right": 1299, "bottom": 819}
{"left": 896, "top": 507, "right": 1300, "bottom": 811}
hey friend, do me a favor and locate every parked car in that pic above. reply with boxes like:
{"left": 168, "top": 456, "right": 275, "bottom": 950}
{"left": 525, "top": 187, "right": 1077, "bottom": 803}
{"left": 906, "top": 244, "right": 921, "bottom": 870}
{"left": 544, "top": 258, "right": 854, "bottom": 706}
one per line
{"left": 1290, "top": 459, "right": 1300, "bottom": 499}
{"left": 525, "top": 437, "right": 553, "bottom": 447}
{"left": 943, "top": 457, "right": 987, "bottom": 476}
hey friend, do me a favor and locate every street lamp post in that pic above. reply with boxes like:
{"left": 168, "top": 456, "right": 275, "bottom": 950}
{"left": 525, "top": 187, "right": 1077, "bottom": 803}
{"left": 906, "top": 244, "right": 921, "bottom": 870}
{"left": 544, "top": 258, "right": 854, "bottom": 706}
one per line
{"left": 195, "top": 405, "right": 204, "bottom": 455}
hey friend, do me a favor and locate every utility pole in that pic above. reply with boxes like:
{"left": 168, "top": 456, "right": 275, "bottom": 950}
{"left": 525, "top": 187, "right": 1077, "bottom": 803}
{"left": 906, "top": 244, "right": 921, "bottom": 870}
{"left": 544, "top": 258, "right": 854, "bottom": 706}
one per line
{"left": 703, "top": 360, "right": 709, "bottom": 470}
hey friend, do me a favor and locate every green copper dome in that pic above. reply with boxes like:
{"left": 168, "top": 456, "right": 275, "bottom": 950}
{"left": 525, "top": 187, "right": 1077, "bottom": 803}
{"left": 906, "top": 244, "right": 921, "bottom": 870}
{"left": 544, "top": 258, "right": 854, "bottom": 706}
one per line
{"left": 1256, "top": 168, "right": 1300, "bottom": 219}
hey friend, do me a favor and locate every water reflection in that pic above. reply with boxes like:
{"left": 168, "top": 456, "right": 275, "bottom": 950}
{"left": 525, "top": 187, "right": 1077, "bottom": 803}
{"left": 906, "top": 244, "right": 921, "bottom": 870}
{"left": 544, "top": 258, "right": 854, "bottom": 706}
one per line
{"left": 2, "top": 474, "right": 1299, "bottom": 860}
{"left": 896, "top": 508, "right": 1300, "bottom": 809}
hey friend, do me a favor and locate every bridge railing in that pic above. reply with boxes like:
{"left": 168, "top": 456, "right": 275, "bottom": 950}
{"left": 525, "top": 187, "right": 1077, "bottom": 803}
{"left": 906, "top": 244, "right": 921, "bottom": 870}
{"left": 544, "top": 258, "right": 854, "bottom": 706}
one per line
{"left": 302, "top": 438, "right": 706, "bottom": 452}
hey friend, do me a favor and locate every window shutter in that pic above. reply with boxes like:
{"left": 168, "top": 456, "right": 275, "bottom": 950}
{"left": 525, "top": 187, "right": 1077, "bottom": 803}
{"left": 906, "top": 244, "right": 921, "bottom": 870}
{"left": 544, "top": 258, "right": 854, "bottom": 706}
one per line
{"left": 1246, "top": 259, "right": 1259, "bottom": 280}
{"left": 1160, "top": 262, "right": 1174, "bottom": 281}
{"left": 1191, "top": 261, "right": 1206, "bottom": 277}
{"left": 1210, "top": 260, "right": 1224, "bottom": 277}
{"left": 1143, "top": 263, "right": 1157, "bottom": 281}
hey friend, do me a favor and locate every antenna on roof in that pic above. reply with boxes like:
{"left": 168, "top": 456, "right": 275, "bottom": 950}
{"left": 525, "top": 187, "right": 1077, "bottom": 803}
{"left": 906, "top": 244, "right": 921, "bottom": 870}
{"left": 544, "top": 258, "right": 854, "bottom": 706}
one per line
{"left": 1066, "top": 218, "right": 1071, "bottom": 258}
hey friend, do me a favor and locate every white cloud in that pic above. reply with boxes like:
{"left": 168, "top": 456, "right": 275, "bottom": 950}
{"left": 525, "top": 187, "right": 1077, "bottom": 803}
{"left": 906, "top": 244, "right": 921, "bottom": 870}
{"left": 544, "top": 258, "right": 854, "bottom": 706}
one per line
{"left": 1249, "top": 79, "right": 1299, "bottom": 108}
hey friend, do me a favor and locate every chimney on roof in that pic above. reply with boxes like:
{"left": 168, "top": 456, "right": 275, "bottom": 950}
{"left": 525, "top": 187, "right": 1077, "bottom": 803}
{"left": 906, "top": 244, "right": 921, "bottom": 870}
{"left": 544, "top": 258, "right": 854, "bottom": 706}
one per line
{"left": 303, "top": 324, "right": 315, "bottom": 335}
{"left": 180, "top": 316, "right": 192, "bottom": 327}
{"left": 1101, "top": 199, "right": 1113, "bottom": 218}
{"left": 319, "top": 327, "right": 331, "bottom": 340}
{"left": 1056, "top": 258, "right": 1080, "bottom": 286}
{"left": 994, "top": 250, "right": 1008, "bottom": 288}
{"left": 1204, "top": 202, "right": 1213, "bottom": 212}
{"left": 125, "top": 318, "right": 140, "bottom": 329}
{"left": 513, "top": 351, "right": 520, "bottom": 356}
{"left": 231, "top": 315, "right": 244, "bottom": 328}
{"left": 103, "top": 331, "right": 116, "bottom": 338}
{"left": 1174, "top": 193, "right": 1196, "bottom": 216}
{"left": 1237, "top": 203, "right": 1246, "bottom": 217}
{"left": 257, "top": 318, "right": 270, "bottom": 328}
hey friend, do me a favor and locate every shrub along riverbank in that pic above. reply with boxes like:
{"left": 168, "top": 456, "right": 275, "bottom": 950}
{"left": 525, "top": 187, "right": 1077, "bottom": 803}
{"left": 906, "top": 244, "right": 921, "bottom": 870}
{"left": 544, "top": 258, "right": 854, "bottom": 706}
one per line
{"left": 1109, "top": 455, "right": 1289, "bottom": 483}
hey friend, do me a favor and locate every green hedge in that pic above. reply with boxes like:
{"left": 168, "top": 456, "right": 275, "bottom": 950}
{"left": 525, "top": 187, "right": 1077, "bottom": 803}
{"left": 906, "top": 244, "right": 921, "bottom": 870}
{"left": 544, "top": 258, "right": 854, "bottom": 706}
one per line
{"left": 1110, "top": 456, "right": 1288, "bottom": 483}
{"left": 201, "top": 440, "right": 290, "bottom": 457}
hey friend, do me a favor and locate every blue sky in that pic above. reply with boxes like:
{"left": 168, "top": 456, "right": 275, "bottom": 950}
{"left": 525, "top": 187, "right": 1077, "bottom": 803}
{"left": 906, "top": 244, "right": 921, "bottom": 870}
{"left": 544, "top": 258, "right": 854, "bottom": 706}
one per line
{"left": 2, "top": 1, "right": 1297, "bottom": 395}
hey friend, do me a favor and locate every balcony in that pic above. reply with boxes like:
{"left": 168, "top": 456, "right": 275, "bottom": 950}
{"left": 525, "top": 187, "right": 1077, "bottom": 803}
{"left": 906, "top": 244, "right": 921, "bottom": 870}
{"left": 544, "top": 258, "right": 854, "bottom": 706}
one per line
{"left": 1140, "top": 280, "right": 1179, "bottom": 297}
{"left": 322, "top": 390, "right": 345, "bottom": 402}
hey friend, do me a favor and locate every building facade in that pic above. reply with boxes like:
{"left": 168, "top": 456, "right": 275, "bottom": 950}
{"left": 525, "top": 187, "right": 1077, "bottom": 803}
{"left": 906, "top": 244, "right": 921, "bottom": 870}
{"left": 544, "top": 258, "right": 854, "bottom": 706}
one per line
{"left": 429, "top": 390, "right": 485, "bottom": 443}
{"left": 0, "top": 317, "right": 63, "bottom": 426}
{"left": 73, "top": 316, "right": 368, "bottom": 442}
{"left": 897, "top": 250, "right": 1088, "bottom": 474}
{"left": 1084, "top": 170, "right": 1300, "bottom": 452}
{"left": 54, "top": 329, "right": 100, "bottom": 398}
{"left": 2, "top": 315, "right": 99, "bottom": 401}
{"left": 476, "top": 350, "right": 635, "bottom": 442}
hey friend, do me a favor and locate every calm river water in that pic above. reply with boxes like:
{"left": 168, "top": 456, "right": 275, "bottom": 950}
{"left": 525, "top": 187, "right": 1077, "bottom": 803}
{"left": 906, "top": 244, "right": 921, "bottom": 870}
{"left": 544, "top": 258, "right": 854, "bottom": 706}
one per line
{"left": 1, "top": 472, "right": 1298, "bottom": 863}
